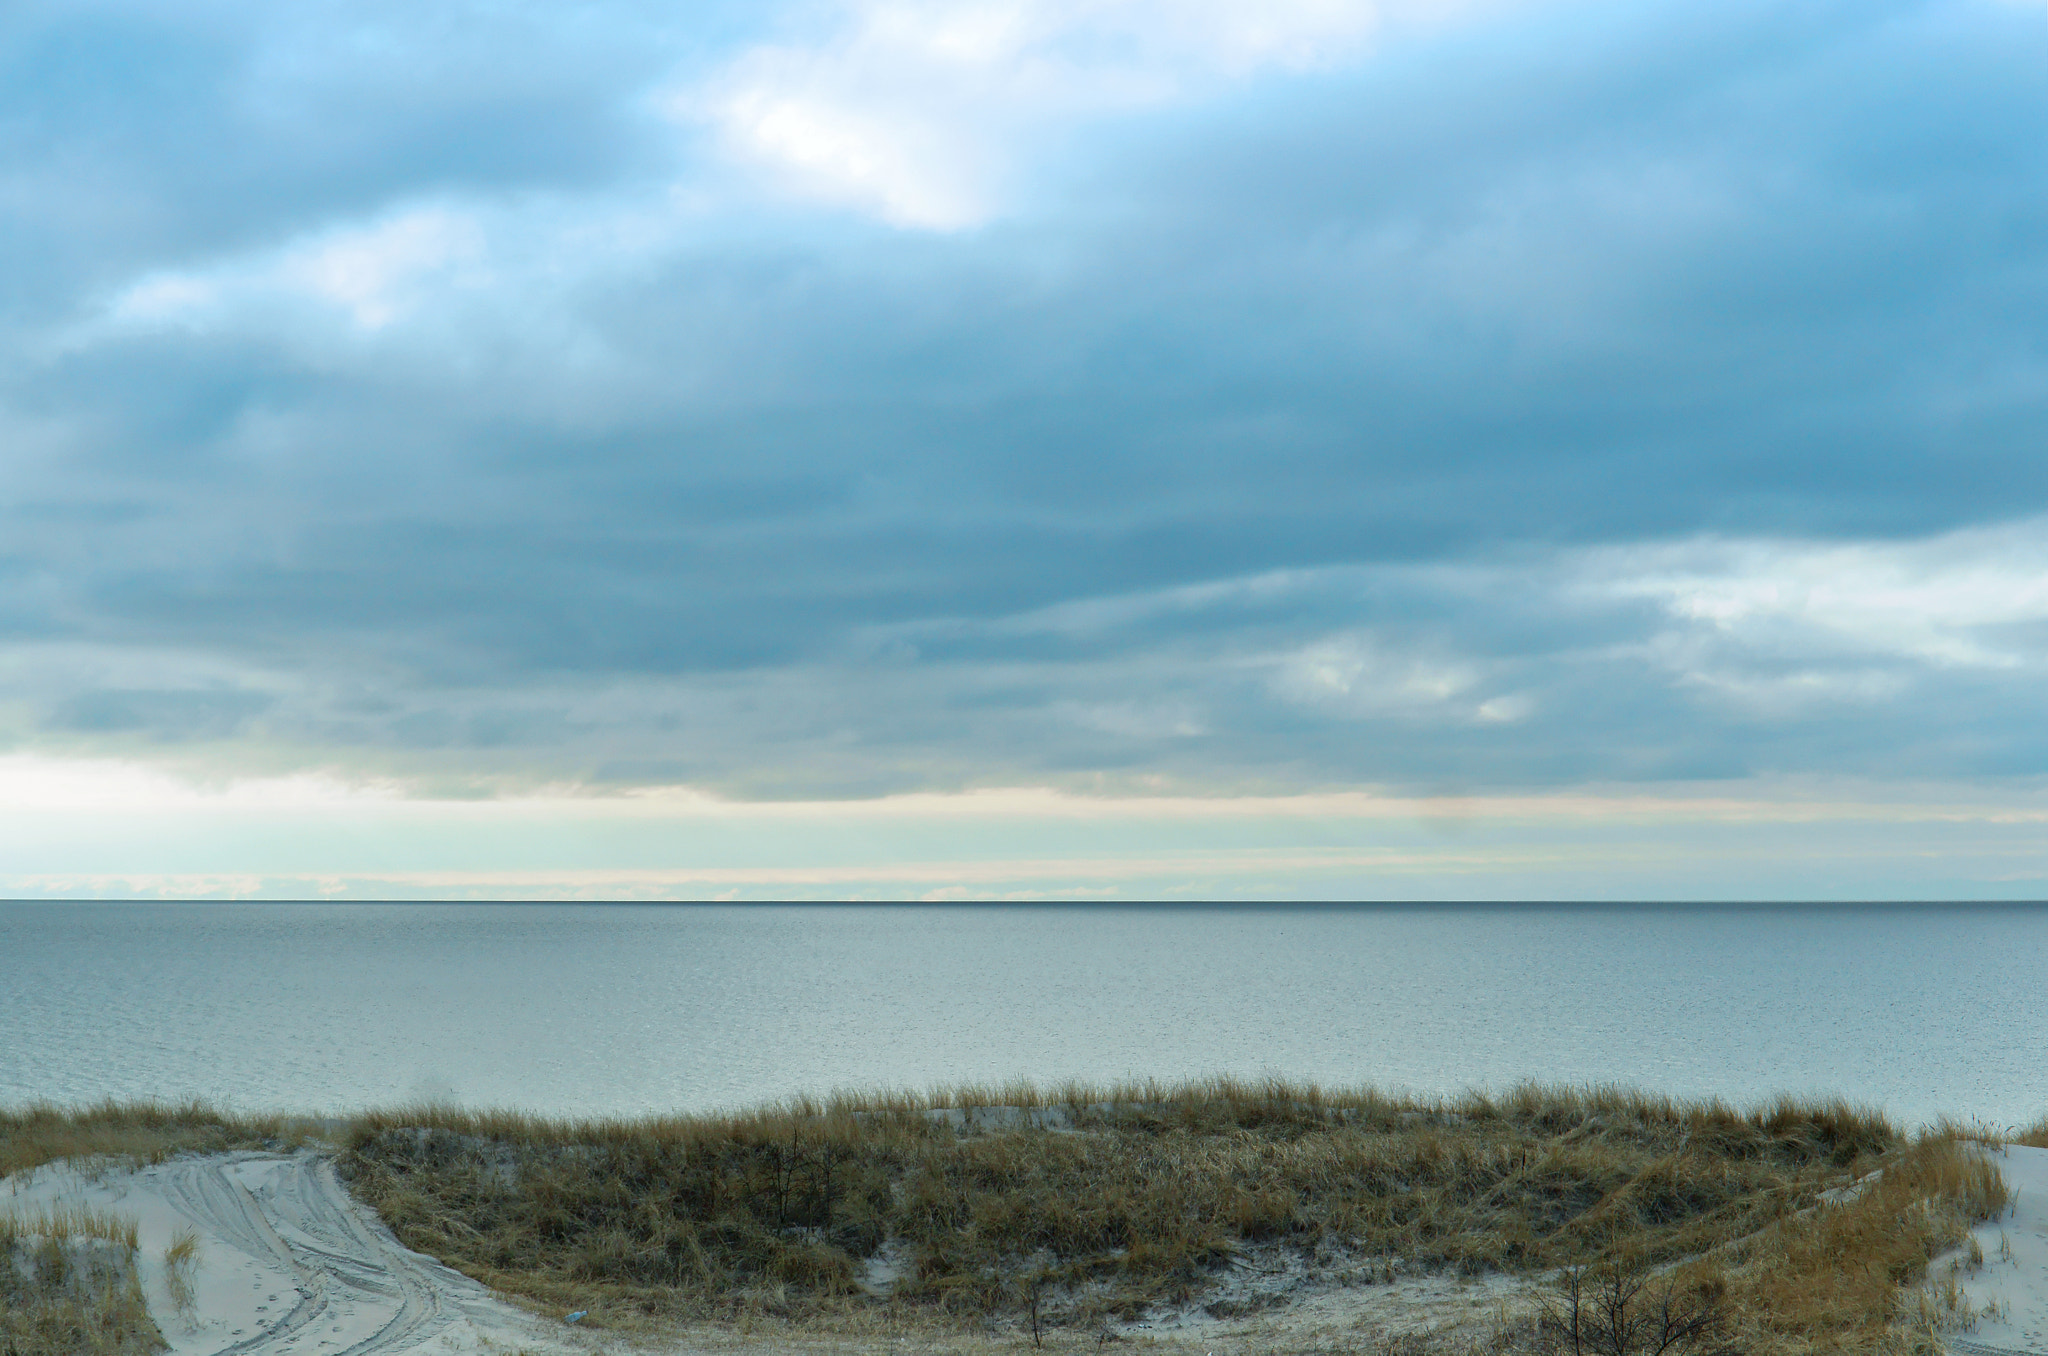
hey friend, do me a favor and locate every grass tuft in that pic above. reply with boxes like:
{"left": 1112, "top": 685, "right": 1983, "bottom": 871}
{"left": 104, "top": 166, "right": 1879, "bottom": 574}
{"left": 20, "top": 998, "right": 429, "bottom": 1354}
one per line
{"left": 2012, "top": 1110, "right": 2048, "bottom": 1148}
{"left": 1694, "top": 1131, "right": 2006, "bottom": 1355}
{"left": 162, "top": 1226, "right": 201, "bottom": 1315}
{"left": 0, "top": 1099, "right": 298, "bottom": 1356}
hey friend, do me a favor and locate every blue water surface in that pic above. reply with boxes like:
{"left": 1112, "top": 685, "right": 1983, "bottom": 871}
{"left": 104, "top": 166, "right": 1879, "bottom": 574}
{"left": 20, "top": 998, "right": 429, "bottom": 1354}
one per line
{"left": 2, "top": 902, "right": 2042, "bottom": 1128}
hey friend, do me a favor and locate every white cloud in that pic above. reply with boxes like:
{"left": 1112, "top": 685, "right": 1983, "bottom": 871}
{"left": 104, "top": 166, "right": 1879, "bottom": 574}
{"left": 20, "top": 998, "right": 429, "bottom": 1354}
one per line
{"left": 1475, "top": 693, "right": 1534, "bottom": 723}
{"left": 1594, "top": 521, "right": 2048, "bottom": 671}
{"left": 104, "top": 205, "right": 489, "bottom": 335}
{"left": 1268, "top": 632, "right": 1482, "bottom": 716}
{"left": 77, "top": 192, "right": 701, "bottom": 388}
{"left": 1556, "top": 520, "right": 2048, "bottom": 716}
{"left": 1265, "top": 634, "right": 1531, "bottom": 725}
{"left": 0, "top": 754, "right": 402, "bottom": 813}
{"left": 111, "top": 274, "right": 223, "bottom": 327}
{"left": 676, "top": 0, "right": 1513, "bottom": 228}
{"left": 1055, "top": 698, "right": 1209, "bottom": 738}
{"left": 707, "top": 78, "right": 995, "bottom": 228}
{"left": 12, "top": 777, "right": 2048, "bottom": 900}
{"left": 279, "top": 208, "right": 485, "bottom": 329}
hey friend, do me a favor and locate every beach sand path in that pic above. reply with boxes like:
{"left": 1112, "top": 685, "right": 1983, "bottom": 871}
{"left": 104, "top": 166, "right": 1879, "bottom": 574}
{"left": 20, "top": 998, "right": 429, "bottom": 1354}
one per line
{"left": 1947, "top": 1143, "right": 2048, "bottom": 1355}
{"left": 3, "top": 1148, "right": 600, "bottom": 1356}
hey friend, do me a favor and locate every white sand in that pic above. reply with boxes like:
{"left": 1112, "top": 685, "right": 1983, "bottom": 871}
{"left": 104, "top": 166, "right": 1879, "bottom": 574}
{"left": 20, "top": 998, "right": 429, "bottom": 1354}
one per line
{"left": 2, "top": 1148, "right": 601, "bottom": 1356}
{"left": 1942, "top": 1143, "right": 2048, "bottom": 1356}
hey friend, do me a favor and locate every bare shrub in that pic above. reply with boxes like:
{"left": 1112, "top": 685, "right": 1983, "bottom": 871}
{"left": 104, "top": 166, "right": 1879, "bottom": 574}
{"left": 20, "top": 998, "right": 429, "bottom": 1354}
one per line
{"left": 1536, "top": 1263, "right": 1738, "bottom": 1356}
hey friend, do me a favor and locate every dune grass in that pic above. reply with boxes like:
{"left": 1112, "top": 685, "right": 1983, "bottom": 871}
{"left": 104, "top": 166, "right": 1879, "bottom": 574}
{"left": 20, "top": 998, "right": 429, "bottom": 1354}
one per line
{"left": 335, "top": 1078, "right": 1981, "bottom": 1352}
{"left": 0, "top": 1085, "right": 2013, "bottom": 1355}
{"left": 2013, "top": 1112, "right": 2048, "bottom": 1148}
{"left": 0, "top": 1098, "right": 297, "bottom": 1179}
{"left": 1688, "top": 1131, "right": 2004, "bottom": 1355}
{"left": 0, "top": 1204, "right": 162, "bottom": 1356}
{"left": 162, "top": 1226, "right": 201, "bottom": 1315}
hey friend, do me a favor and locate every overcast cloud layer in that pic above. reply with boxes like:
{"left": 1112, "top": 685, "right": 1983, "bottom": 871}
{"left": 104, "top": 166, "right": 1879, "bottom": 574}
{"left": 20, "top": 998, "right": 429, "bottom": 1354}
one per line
{"left": 5, "top": 0, "right": 2048, "bottom": 842}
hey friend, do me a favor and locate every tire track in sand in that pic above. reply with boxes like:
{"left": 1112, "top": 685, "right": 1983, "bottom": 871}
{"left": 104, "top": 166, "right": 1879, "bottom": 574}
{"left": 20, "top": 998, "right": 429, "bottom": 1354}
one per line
{"left": 23, "top": 1150, "right": 570, "bottom": 1356}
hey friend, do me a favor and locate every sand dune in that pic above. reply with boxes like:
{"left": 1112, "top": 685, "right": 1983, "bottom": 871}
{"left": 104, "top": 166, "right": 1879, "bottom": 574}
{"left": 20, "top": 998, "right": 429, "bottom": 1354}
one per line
{"left": 1946, "top": 1144, "right": 2048, "bottom": 1356}
{"left": 11, "top": 1140, "right": 2048, "bottom": 1356}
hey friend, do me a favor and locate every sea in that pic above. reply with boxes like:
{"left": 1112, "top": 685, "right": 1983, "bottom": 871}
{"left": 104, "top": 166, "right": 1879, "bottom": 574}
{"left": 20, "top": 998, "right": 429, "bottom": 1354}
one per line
{"left": 2, "top": 901, "right": 2044, "bottom": 1130}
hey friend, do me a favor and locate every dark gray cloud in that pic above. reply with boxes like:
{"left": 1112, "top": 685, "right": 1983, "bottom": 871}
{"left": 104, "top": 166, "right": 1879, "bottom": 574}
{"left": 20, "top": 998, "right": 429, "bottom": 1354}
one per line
{"left": 3, "top": 0, "right": 2047, "bottom": 793}
{"left": 0, "top": 0, "right": 716, "bottom": 320}
{"left": 48, "top": 688, "right": 274, "bottom": 740}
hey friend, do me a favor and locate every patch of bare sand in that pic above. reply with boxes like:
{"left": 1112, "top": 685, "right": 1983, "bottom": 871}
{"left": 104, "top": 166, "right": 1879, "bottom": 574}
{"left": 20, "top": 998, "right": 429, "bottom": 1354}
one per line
{"left": 1121, "top": 1249, "right": 1538, "bottom": 1350}
{"left": 632, "top": 1250, "right": 1540, "bottom": 1356}
{"left": 3, "top": 1149, "right": 606, "bottom": 1356}
{"left": 1932, "top": 1143, "right": 2048, "bottom": 1356}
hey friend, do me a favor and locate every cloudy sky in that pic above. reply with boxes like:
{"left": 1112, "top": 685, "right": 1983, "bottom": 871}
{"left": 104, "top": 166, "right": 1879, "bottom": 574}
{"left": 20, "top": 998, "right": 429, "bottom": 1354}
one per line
{"left": 5, "top": 0, "right": 2048, "bottom": 899}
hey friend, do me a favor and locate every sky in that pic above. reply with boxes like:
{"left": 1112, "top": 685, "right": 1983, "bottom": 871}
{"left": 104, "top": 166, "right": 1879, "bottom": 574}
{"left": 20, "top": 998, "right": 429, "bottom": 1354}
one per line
{"left": 4, "top": 0, "right": 2048, "bottom": 900}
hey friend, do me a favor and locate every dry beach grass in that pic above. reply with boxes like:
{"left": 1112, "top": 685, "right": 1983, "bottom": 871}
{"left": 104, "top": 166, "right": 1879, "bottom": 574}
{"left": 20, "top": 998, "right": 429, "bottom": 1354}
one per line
{"left": 334, "top": 1079, "right": 2004, "bottom": 1354}
{"left": 0, "top": 1098, "right": 296, "bottom": 1179}
{"left": 0, "top": 1202, "right": 161, "bottom": 1356}
{"left": 0, "top": 1086, "right": 2018, "bottom": 1356}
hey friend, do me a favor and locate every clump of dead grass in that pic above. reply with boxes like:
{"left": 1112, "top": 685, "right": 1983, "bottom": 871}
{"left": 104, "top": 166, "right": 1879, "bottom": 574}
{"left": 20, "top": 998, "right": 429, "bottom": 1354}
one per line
{"left": 2012, "top": 1110, "right": 2048, "bottom": 1148}
{"left": 0, "top": 1204, "right": 163, "bottom": 1356}
{"left": 336, "top": 1079, "right": 1904, "bottom": 1339}
{"left": 162, "top": 1226, "right": 201, "bottom": 1315}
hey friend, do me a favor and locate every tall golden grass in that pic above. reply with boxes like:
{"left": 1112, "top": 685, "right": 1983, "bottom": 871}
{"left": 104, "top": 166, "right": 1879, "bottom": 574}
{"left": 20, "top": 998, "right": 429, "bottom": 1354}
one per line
{"left": 0, "top": 1098, "right": 295, "bottom": 1179}
{"left": 1693, "top": 1132, "right": 2005, "bottom": 1355}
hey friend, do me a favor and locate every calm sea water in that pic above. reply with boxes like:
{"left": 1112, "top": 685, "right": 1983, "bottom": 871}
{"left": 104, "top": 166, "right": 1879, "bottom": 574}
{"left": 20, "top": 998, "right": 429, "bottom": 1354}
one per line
{"left": 2, "top": 902, "right": 2044, "bottom": 1129}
